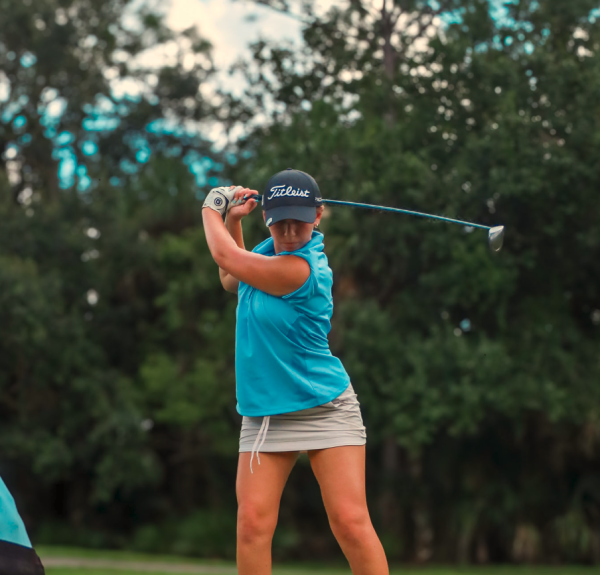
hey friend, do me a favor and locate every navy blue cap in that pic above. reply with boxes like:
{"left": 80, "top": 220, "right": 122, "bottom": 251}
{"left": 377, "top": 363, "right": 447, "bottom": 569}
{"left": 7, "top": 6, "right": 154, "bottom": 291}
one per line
{"left": 263, "top": 168, "right": 322, "bottom": 227}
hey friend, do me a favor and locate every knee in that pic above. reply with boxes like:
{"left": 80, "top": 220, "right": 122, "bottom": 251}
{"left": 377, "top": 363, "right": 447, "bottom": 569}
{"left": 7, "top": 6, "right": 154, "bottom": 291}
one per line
{"left": 237, "top": 504, "right": 278, "bottom": 546}
{"left": 329, "top": 506, "right": 373, "bottom": 545}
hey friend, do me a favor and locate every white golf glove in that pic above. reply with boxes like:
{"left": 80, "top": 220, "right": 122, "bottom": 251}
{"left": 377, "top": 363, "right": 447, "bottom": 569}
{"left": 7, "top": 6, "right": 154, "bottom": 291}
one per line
{"left": 202, "top": 186, "right": 244, "bottom": 216}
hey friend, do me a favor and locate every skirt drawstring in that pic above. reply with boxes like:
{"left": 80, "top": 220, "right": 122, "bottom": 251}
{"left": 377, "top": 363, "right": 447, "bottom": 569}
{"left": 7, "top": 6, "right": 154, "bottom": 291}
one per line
{"left": 249, "top": 416, "right": 270, "bottom": 474}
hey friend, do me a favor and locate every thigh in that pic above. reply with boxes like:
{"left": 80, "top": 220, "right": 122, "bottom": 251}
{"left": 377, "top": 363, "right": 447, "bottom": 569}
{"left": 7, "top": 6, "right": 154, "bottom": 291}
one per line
{"left": 307, "top": 446, "right": 368, "bottom": 518}
{"left": 236, "top": 451, "right": 299, "bottom": 511}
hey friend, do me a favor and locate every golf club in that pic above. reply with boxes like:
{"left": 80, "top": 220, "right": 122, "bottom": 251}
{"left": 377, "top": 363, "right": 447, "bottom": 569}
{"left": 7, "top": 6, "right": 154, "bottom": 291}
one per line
{"left": 240, "top": 194, "right": 505, "bottom": 252}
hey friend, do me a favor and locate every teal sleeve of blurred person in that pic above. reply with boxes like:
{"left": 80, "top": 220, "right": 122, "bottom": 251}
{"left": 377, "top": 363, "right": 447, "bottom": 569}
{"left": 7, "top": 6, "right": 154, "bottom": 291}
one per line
{"left": 0, "top": 476, "right": 45, "bottom": 574}
{"left": 0, "top": 476, "right": 32, "bottom": 547}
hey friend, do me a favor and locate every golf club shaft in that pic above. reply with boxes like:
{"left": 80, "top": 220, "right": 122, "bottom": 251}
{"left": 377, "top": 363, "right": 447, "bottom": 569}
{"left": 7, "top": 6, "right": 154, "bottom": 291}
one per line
{"left": 244, "top": 195, "right": 492, "bottom": 231}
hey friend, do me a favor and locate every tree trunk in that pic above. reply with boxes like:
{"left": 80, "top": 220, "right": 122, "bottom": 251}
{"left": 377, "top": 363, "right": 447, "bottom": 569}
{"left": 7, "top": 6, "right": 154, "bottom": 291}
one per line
{"left": 378, "top": 435, "right": 400, "bottom": 534}
{"left": 380, "top": 1, "right": 397, "bottom": 82}
{"left": 410, "top": 452, "right": 433, "bottom": 562}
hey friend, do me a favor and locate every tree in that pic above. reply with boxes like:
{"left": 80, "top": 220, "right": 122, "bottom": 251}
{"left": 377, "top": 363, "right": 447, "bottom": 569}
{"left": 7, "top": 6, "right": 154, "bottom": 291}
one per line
{"left": 224, "top": 0, "right": 600, "bottom": 562}
{"left": 0, "top": 0, "right": 217, "bottom": 202}
{"left": 0, "top": 0, "right": 234, "bottom": 537}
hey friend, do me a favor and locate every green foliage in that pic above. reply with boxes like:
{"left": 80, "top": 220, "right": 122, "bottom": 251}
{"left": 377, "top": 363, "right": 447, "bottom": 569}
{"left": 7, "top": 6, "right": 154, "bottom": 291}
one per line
{"left": 1, "top": 0, "right": 600, "bottom": 565}
{"left": 131, "top": 511, "right": 236, "bottom": 559}
{"left": 224, "top": 0, "right": 600, "bottom": 562}
{"left": 0, "top": 0, "right": 217, "bottom": 200}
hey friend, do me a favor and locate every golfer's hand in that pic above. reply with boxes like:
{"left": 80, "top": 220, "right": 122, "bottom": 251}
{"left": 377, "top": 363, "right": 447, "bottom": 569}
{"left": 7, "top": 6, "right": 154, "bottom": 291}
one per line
{"left": 203, "top": 185, "right": 243, "bottom": 216}
{"left": 227, "top": 187, "right": 259, "bottom": 220}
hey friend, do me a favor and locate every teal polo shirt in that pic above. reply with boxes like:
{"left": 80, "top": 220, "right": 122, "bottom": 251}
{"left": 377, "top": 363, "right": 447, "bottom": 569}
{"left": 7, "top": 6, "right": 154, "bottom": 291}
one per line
{"left": 235, "top": 230, "right": 350, "bottom": 416}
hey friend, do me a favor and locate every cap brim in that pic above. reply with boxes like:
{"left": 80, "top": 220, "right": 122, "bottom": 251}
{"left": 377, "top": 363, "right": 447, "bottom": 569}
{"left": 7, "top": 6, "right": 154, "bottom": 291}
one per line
{"left": 264, "top": 206, "right": 317, "bottom": 227}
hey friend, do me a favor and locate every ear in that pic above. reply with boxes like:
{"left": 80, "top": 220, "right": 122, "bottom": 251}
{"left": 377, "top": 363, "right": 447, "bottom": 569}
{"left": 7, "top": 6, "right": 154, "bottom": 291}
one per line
{"left": 314, "top": 206, "right": 324, "bottom": 227}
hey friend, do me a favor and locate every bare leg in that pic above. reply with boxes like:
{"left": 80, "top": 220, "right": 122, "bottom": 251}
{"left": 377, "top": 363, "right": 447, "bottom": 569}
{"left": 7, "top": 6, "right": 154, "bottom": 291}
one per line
{"left": 308, "top": 446, "right": 389, "bottom": 575}
{"left": 236, "top": 451, "right": 298, "bottom": 575}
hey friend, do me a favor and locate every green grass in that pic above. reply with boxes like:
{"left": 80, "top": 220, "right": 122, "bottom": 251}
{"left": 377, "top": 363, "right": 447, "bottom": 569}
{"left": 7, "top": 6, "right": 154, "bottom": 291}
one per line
{"left": 44, "top": 568, "right": 600, "bottom": 575}
{"left": 37, "top": 546, "right": 233, "bottom": 565}
{"left": 38, "top": 546, "right": 600, "bottom": 575}
{"left": 46, "top": 571, "right": 185, "bottom": 575}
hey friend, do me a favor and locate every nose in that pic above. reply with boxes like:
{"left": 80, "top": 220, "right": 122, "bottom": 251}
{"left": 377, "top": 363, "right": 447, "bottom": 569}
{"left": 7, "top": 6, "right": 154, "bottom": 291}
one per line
{"left": 282, "top": 221, "right": 293, "bottom": 236}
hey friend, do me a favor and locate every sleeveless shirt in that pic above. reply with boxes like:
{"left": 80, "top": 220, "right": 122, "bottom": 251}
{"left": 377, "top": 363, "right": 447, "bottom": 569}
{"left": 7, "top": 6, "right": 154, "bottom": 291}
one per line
{"left": 235, "top": 230, "right": 350, "bottom": 416}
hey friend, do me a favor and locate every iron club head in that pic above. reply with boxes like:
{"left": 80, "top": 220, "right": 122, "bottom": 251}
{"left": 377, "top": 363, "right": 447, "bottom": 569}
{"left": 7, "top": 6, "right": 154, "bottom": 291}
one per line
{"left": 488, "top": 226, "right": 505, "bottom": 252}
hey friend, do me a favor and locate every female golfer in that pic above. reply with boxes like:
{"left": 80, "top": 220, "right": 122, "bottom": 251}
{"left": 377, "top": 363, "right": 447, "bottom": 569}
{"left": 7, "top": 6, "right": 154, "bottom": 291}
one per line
{"left": 202, "top": 168, "right": 388, "bottom": 575}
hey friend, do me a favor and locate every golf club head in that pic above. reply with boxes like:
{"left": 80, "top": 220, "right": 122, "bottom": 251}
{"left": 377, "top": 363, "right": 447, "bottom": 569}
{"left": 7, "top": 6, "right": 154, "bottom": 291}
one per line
{"left": 488, "top": 226, "right": 505, "bottom": 252}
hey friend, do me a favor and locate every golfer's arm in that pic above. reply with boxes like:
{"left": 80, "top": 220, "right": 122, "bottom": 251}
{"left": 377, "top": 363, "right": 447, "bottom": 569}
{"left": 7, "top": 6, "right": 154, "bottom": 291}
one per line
{"left": 203, "top": 209, "right": 309, "bottom": 297}
{"left": 218, "top": 215, "right": 245, "bottom": 293}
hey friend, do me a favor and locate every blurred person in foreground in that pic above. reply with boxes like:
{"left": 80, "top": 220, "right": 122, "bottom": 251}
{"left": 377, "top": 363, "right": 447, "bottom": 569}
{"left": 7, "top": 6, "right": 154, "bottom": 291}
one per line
{"left": 0, "top": 477, "right": 45, "bottom": 574}
{"left": 202, "top": 169, "right": 388, "bottom": 575}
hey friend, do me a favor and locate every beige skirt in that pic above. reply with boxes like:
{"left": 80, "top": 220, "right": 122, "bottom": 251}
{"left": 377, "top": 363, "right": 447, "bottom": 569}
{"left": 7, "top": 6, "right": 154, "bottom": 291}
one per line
{"left": 239, "top": 382, "right": 366, "bottom": 454}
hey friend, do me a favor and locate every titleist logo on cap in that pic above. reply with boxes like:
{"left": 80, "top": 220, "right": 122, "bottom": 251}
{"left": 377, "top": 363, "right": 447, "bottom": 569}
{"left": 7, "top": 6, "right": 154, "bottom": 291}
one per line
{"left": 268, "top": 185, "right": 311, "bottom": 200}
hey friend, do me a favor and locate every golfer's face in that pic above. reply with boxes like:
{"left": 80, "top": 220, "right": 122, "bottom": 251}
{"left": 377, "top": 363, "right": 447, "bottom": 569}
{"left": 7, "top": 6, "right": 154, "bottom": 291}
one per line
{"left": 269, "top": 218, "right": 314, "bottom": 253}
